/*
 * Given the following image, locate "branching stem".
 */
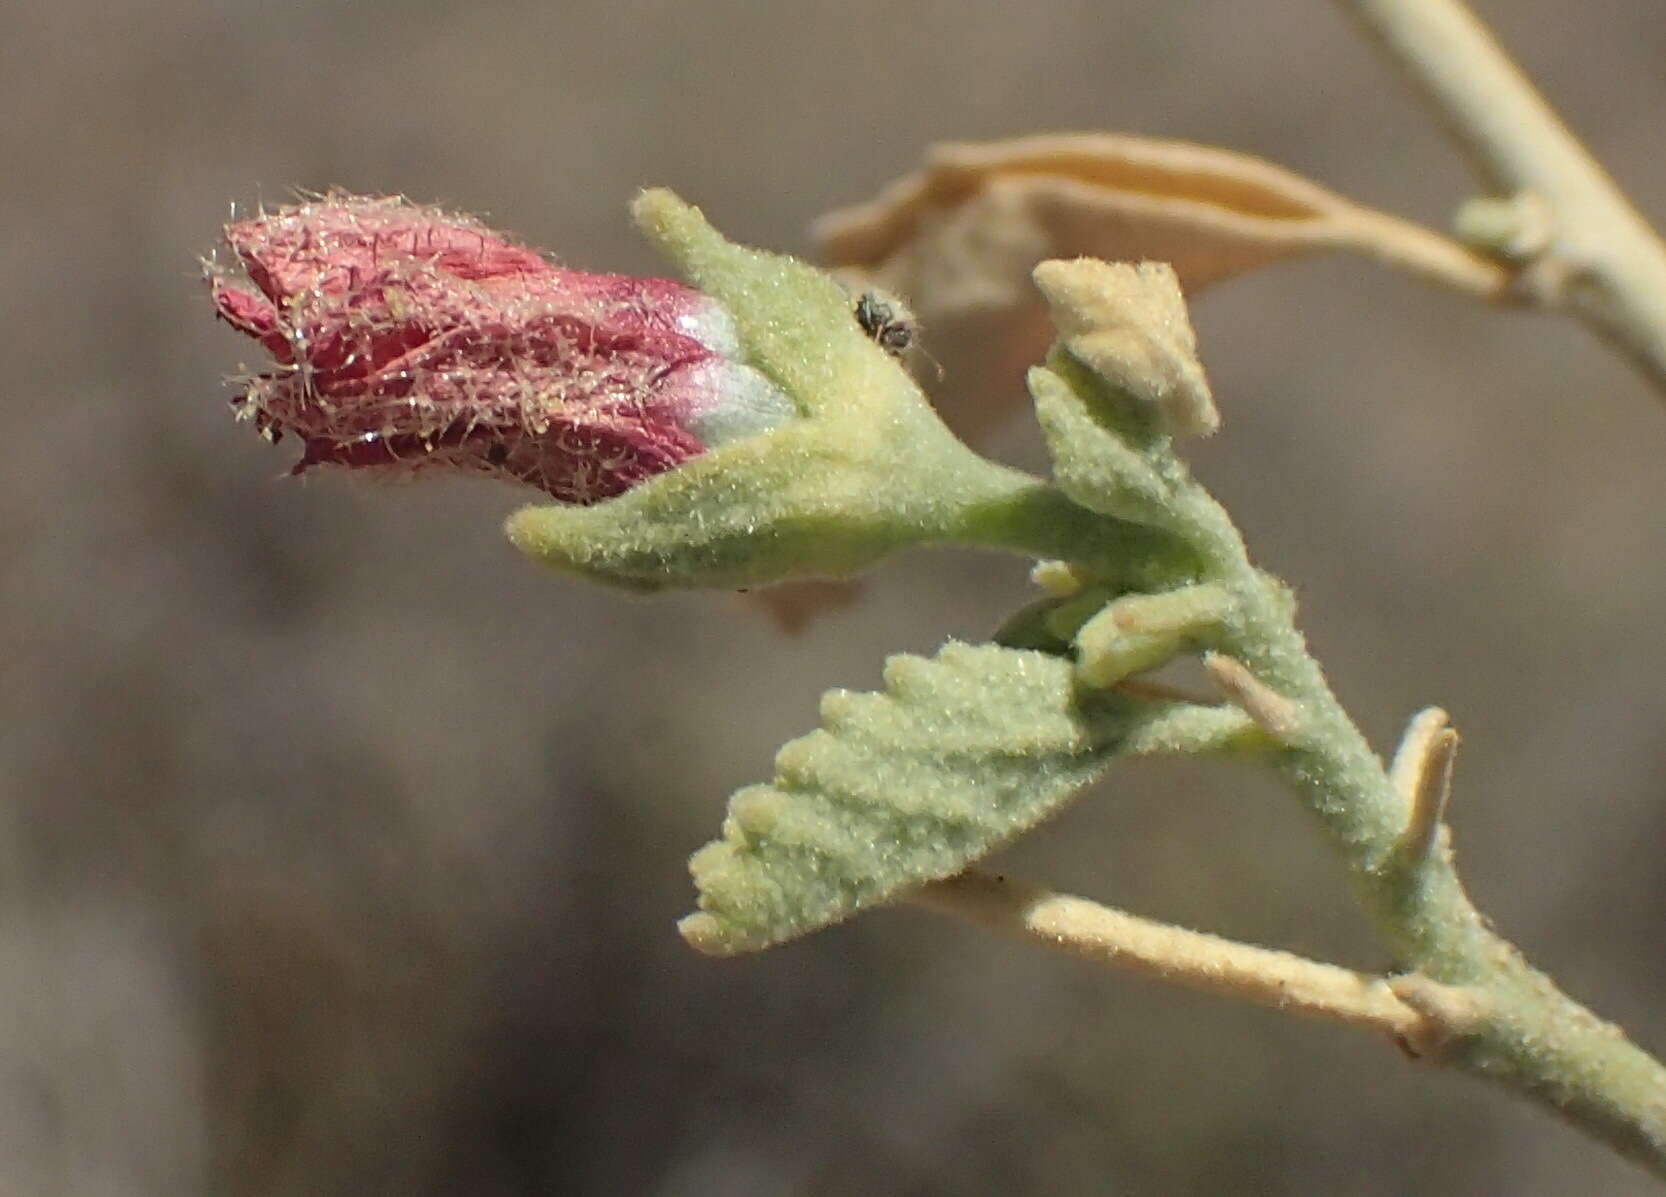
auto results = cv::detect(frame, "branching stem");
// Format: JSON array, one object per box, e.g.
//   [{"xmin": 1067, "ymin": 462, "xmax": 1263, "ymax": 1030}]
[
  {"xmin": 911, "ymin": 870, "xmax": 1477, "ymax": 1055},
  {"xmin": 960, "ymin": 401, "xmax": 1666, "ymax": 1175},
  {"xmin": 1337, "ymin": 0, "xmax": 1666, "ymax": 398},
  {"xmin": 1169, "ymin": 473, "xmax": 1666, "ymax": 1178}
]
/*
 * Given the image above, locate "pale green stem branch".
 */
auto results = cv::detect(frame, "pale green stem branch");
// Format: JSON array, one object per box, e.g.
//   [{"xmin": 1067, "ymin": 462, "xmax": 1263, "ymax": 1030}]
[
  {"xmin": 1337, "ymin": 0, "xmax": 1666, "ymax": 397},
  {"xmin": 975, "ymin": 409, "xmax": 1666, "ymax": 1170},
  {"xmin": 1168, "ymin": 475, "xmax": 1666, "ymax": 1178}
]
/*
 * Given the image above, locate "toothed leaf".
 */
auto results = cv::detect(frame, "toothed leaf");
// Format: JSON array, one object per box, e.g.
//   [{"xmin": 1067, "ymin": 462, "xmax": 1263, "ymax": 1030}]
[
  {"xmin": 680, "ymin": 640, "xmax": 1253, "ymax": 954},
  {"xmin": 680, "ymin": 643, "xmax": 1104, "ymax": 953}
]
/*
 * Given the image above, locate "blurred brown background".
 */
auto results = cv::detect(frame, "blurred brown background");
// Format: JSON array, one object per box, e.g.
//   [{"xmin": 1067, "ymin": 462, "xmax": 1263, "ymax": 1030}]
[{"xmin": 5, "ymin": 1, "xmax": 1666, "ymax": 1193}]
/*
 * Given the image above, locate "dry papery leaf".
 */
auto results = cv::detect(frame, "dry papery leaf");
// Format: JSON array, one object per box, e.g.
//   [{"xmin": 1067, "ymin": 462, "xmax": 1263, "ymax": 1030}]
[
  {"xmin": 816, "ymin": 133, "xmax": 1509, "ymax": 445},
  {"xmin": 767, "ymin": 135, "xmax": 1506, "ymax": 634}
]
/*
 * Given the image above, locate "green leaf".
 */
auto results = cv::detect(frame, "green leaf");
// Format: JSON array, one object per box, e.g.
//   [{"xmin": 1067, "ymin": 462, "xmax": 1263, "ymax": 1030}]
[{"xmin": 680, "ymin": 641, "xmax": 1255, "ymax": 954}]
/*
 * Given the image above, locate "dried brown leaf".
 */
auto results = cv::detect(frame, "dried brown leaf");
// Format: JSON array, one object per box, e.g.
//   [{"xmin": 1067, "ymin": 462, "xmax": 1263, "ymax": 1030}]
[{"xmin": 816, "ymin": 133, "xmax": 1508, "ymax": 443}]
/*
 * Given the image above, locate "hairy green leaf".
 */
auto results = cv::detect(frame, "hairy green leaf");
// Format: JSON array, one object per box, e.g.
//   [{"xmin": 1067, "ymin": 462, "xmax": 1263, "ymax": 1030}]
[{"xmin": 681, "ymin": 641, "xmax": 1255, "ymax": 954}]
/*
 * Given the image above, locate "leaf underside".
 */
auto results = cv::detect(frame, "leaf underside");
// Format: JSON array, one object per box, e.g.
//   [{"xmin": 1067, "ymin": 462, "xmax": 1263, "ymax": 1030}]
[{"xmin": 681, "ymin": 641, "xmax": 1125, "ymax": 954}]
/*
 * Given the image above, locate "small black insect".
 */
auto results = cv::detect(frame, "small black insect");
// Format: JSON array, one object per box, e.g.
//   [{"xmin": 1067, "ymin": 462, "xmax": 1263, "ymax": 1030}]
[{"xmin": 853, "ymin": 290, "xmax": 916, "ymax": 357}]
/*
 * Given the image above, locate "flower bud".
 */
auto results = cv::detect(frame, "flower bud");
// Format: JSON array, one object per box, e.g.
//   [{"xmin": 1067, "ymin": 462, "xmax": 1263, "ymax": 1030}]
[
  {"xmin": 1031, "ymin": 258, "xmax": 1218, "ymax": 437},
  {"xmin": 499, "ymin": 191, "xmax": 1182, "ymax": 594},
  {"xmin": 207, "ymin": 194, "xmax": 795, "ymax": 503}
]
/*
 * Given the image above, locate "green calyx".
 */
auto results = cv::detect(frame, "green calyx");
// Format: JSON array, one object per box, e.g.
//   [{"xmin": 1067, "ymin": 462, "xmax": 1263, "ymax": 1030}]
[{"xmin": 506, "ymin": 189, "xmax": 1117, "ymax": 591}]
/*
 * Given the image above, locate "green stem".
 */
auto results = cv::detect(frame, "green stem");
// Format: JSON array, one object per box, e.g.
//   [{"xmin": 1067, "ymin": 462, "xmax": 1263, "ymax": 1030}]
[
  {"xmin": 943, "ymin": 462, "xmax": 1199, "ymax": 588},
  {"xmin": 924, "ymin": 337, "xmax": 1666, "ymax": 1169},
  {"xmin": 1167, "ymin": 475, "xmax": 1666, "ymax": 1177}
]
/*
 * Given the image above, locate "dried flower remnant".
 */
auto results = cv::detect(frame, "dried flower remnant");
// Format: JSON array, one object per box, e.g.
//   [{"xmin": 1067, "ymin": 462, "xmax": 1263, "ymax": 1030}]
[{"xmin": 207, "ymin": 194, "xmax": 795, "ymax": 503}]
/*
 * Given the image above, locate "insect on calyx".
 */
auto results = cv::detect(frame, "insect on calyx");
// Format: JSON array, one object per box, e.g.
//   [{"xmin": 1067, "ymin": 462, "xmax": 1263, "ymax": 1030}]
[{"xmin": 853, "ymin": 290, "xmax": 916, "ymax": 357}]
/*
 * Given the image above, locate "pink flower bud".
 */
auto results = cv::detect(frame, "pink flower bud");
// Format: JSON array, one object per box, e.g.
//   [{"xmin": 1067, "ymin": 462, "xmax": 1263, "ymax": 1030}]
[{"xmin": 207, "ymin": 194, "xmax": 795, "ymax": 503}]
